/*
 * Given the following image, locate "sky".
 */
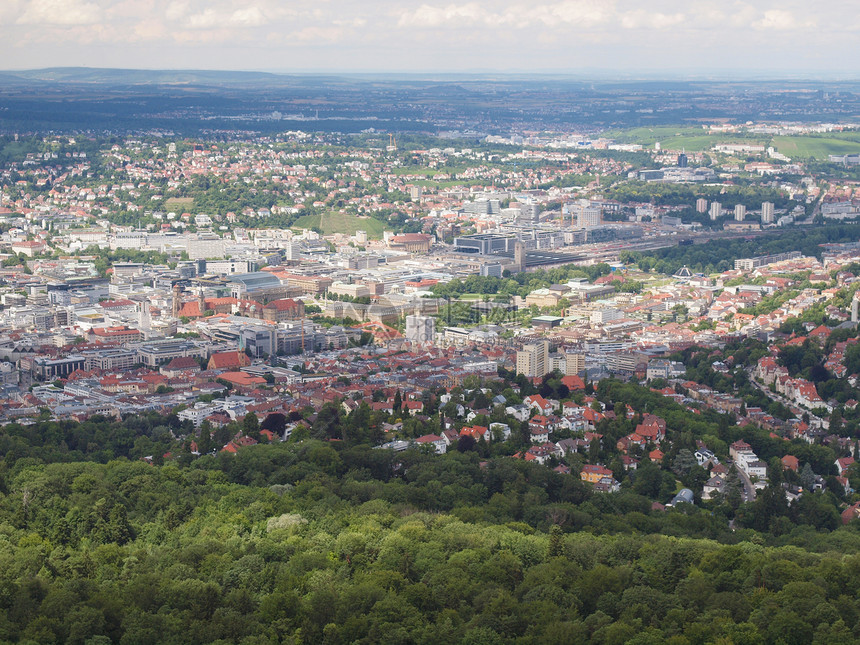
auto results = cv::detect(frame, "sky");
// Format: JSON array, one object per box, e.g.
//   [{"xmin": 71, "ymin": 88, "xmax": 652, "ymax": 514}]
[{"xmin": 0, "ymin": 0, "xmax": 857, "ymax": 75}]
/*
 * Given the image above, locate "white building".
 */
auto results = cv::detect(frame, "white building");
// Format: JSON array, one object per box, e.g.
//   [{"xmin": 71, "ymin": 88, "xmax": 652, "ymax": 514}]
[
  {"xmin": 709, "ymin": 202, "xmax": 722, "ymax": 221},
  {"xmin": 573, "ymin": 201, "xmax": 602, "ymax": 228},
  {"xmin": 178, "ymin": 403, "xmax": 219, "ymax": 427},
  {"xmin": 590, "ymin": 308, "xmax": 623, "ymax": 324}
]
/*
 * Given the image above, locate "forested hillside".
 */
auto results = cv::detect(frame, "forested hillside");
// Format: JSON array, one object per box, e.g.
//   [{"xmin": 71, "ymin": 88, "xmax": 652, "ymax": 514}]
[{"xmin": 0, "ymin": 434, "xmax": 858, "ymax": 644}]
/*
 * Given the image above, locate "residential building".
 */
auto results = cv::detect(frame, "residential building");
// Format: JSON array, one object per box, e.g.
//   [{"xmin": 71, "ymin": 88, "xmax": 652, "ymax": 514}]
[
  {"xmin": 709, "ymin": 202, "xmax": 721, "ymax": 221},
  {"xmin": 517, "ymin": 341, "xmax": 550, "ymax": 378}
]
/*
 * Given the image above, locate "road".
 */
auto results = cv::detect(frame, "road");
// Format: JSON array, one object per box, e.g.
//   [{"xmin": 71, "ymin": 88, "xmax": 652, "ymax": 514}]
[
  {"xmin": 745, "ymin": 367, "xmax": 828, "ymax": 429},
  {"xmin": 732, "ymin": 461, "xmax": 757, "ymax": 502}
]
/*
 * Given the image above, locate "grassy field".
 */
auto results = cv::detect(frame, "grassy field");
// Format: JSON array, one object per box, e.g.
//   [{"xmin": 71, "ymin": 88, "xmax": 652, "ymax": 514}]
[
  {"xmin": 292, "ymin": 212, "xmax": 386, "ymax": 238},
  {"xmin": 412, "ymin": 179, "xmax": 481, "ymax": 188},
  {"xmin": 604, "ymin": 125, "xmax": 860, "ymax": 159},
  {"xmin": 602, "ymin": 126, "xmax": 767, "ymax": 152},
  {"xmin": 163, "ymin": 197, "xmax": 194, "ymax": 211},
  {"xmin": 771, "ymin": 134, "xmax": 860, "ymax": 159},
  {"xmin": 601, "ymin": 125, "xmax": 707, "ymax": 142}
]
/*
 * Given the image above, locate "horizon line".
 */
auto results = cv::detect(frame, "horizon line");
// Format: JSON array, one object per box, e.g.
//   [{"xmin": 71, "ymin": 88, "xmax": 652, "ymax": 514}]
[{"xmin": 1, "ymin": 66, "xmax": 860, "ymax": 82}]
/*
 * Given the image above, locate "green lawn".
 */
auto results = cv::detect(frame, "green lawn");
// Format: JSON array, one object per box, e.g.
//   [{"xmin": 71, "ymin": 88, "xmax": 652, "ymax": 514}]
[
  {"xmin": 604, "ymin": 125, "xmax": 860, "ymax": 159},
  {"xmin": 164, "ymin": 197, "xmax": 194, "ymax": 210},
  {"xmin": 291, "ymin": 212, "xmax": 386, "ymax": 238},
  {"xmin": 601, "ymin": 126, "xmax": 769, "ymax": 153},
  {"xmin": 601, "ymin": 125, "xmax": 708, "ymax": 142},
  {"xmin": 771, "ymin": 134, "xmax": 860, "ymax": 159}
]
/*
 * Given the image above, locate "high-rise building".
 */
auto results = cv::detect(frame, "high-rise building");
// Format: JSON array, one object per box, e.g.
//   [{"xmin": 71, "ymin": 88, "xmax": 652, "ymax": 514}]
[
  {"xmin": 696, "ymin": 198, "xmax": 708, "ymax": 213},
  {"xmin": 709, "ymin": 202, "xmax": 722, "ymax": 221},
  {"xmin": 564, "ymin": 352, "xmax": 585, "ymax": 375},
  {"xmin": 574, "ymin": 201, "xmax": 602, "ymax": 228},
  {"xmin": 521, "ymin": 203, "xmax": 540, "ymax": 222},
  {"xmin": 677, "ymin": 153, "xmax": 688, "ymax": 168},
  {"xmin": 514, "ymin": 241, "xmax": 526, "ymax": 272},
  {"xmin": 516, "ymin": 341, "xmax": 550, "ymax": 378},
  {"xmin": 761, "ymin": 201, "xmax": 775, "ymax": 224},
  {"xmin": 410, "ymin": 185, "xmax": 423, "ymax": 202},
  {"xmin": 139, "ymin": 301, "xmax": 151, "ymax": 331},
  {"xmin": 734, "ymin": 204, "xmax": 746, "ymax": 222}
]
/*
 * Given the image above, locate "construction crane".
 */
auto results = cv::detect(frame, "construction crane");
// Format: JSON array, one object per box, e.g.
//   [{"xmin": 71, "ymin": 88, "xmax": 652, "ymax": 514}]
[{"xmin": 386, "ymin": 133, "xmax": 397, "ymax": 153}]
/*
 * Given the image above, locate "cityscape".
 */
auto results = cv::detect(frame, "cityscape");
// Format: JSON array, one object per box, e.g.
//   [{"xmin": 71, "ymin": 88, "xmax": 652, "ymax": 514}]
[{"xmin": 2, "ymin": 1, "xmax": 860, "ymax": 642}]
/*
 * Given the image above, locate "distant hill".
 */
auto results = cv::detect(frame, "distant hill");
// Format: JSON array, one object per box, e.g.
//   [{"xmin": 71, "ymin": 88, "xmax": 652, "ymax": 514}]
[{"xmin": 3, "ymin": 67, "xmax": 284, "ymax": 87}]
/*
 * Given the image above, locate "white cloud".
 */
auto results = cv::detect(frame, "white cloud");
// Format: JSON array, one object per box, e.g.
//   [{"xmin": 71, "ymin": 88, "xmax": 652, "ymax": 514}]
[
  {"xmin": 521, "ymin": 0, "xmax": 614, "ymax": 28},
  {"xmin": 619, "ymin": 10, "xmax": 685, "ymax": 29},
  {"xmin": 286, "ymin": 25, "xmax": 346, "ymax": 43},
  {"xmin": 165, "ymin": 1, "xmax": 189, "ymax": 21},
  {"xmin": 0, "ymin": 0, "xmax": 24, "ymax": 22},
  {"xmin": 230, "ymin": 7, "xmax": 267, "ymax": 27},
  {"xmin": 397, "ymin": 1, "xmax": 678, "ymax": 30},
  {"xmin": 165, "ymin": 1, "xmax": 300, "ymax": 30},
  {"xmin": 17, "ymin": 0, "xmax": 101, "ymax": 25},
  {"xmin": 752, "ymin": 9, "xmax": 813, "ymax": 30},
  {"xmin": 397, "ymin": 0, "xmax": 614, "ymax": 29},
  {"xmin": 398, "ymin": 3, "xmax": 486, "ymax": 28},
  {"xmin": 1, "ymin": 0, "xmax": 859, "ymax": 71}
]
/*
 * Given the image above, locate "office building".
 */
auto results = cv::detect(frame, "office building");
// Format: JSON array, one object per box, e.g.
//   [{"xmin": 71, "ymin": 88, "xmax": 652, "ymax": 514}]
[
  {"xmin": 33, "ymin": 355, "xmax": 85, "ymax": 380},
  {"xmin": 454, "ymin": 233, "xmax": 516, "ymax": 255},
  {"xmin": 574, "ymin": 201, "xmax": 602, "ymax": 228},
  {"xmin": 524, "ymin": 203, "xmax": 540, "ymax": 221},
  {"xmin": 240, "ymin": 326, "xmax": 277, "ymax": 358}
]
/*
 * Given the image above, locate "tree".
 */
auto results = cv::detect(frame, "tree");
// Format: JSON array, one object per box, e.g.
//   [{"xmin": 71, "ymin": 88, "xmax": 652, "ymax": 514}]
[
  {"xmin": 107, "ymin": 503, "xmax": 133, "ymax": 545},
  {"xmin": 672, "ymin": 449, "xmax": 697, "ymax": 477},
  {"xmin": 457, "ymin": 435, "xmax": 476, "ymax": 452},
  {"xmin": 261, "ymin": 413, "xmax": 287, "ymax": 436},
  {"xmin": 547, "ymin": 524, "xmax": 565, "ymax": 559},
  {"xmin": 800, "ymin": 463, "xmax": 816, "ymax": 491},
  {"xmin": 313, "ymin": 402, "xmax": 343, "ymax": 440},
  {"xmin": 243, "ymin": 412, "xmax": 260, "ymax": 440}
]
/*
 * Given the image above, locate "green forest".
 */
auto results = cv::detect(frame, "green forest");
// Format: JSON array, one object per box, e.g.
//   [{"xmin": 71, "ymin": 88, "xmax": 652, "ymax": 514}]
[
  {"xmin": 2, "ymin": 439, "xmax": 860, "ymax": 645},
  {"xmin": 1, "ymin": 373, "xmax": 860, "ymax": 643}
]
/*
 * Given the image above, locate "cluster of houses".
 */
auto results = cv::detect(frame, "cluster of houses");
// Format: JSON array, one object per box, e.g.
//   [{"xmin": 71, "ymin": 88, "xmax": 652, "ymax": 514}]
[{"xmin": 756, "ymin": 353, "xmax": 831, "ymax": 412}]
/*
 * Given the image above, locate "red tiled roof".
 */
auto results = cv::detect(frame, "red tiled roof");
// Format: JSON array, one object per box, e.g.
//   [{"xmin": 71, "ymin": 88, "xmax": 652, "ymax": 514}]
[{"xmin": 264, "ymin": 298, "xmax": 302, "ymax": 311}]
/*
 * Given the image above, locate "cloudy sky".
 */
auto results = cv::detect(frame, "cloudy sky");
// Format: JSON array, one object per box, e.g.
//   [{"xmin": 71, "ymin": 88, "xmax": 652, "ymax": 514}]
[{"xmin": 0, "ymin": 0, "xmax": 856, "ymax": 75}]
